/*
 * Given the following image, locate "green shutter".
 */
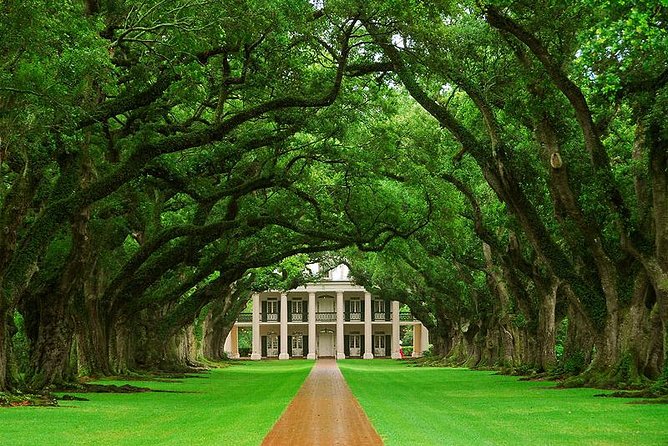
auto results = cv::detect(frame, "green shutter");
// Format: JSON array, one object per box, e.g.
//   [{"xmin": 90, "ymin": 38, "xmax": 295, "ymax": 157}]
[
  {"xmin": 303, "ymin": 336, "xmax": 309, "ymax": 355},
  {"xmin": 361, "ymin": 335, "xmax": 365, "ymax": 353},
  {"xmin": 344, "ymin": 300, "xmax": 350, "ymax": 322},
  {"xmin": 303, "ymin": 301, "xmax": 308, "ymax": 322},
  {"xmin": 261, "ymin": 336, "xmax": 267, "ymax": 357},
  {"xmin": 288, "ymin": 336, "xmax": 293, "ymax": 356},
  {"xmin": 385, "ymin": 300, "xmax": 390, "ymax": 321},
  {"xmin": 361, "ymin": 300, "xmax": 365, "ymax": 322},
  {"xmin": 386, "ymin": 335, "xmax": 392, "ymax": 357},
  {"xmin": 261, "ymin": 301, "xmax": 267, "ymax": 322}
]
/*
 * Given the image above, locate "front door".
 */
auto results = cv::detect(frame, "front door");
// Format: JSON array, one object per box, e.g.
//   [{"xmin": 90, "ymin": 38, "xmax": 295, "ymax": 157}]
[{"xmin": 318, "ymin": 332, "xmax": 334, "ymax": 357}]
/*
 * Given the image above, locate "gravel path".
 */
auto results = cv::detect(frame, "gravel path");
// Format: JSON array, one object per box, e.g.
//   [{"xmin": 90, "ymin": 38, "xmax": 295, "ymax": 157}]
[{"xmin": 261, "ymin": 359, "xmax": 383, "ymax": 446}]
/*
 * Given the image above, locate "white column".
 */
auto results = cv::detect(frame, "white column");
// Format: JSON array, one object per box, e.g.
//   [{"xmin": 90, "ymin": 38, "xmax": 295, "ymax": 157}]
[
  {"xmin": 391, "ymin": 301, "xmax": 401, "ymax": 359},
  {"xmin": 307, "ymin": 292, "xmax": 317, "ymax": 359},
  {"xmin": 363, "ymin": 291, "xmax": 373, "ymax": 359},
  {"xmin": 279, "ymin": 292, "xmax": 289, "ymax": 359},
  {"xmin": 250, "ymin": 293, "xmax": 261, "ymax": 360},
  {"xmin": 230, "ymin": 325, "xmax": 239, "ymax": 359},
  {"xmin": 412, "ymin": 323, "xmax": 422, "ymax": 358},
  {"xmin": 421, "ymin": 324, "xmax": 430, "ymax": 356},
  {"xmin": 336, "ymin": 291, "xmax": 345, "ymax": 359}
]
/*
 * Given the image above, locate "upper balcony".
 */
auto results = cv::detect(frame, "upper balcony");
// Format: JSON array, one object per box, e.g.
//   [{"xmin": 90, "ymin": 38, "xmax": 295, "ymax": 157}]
[{"xmin": 236, "ymin": 295, "xmax": 417, "ymax": 324}]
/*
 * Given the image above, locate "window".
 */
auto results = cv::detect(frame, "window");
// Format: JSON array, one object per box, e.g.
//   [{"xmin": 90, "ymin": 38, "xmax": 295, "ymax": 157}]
[
  {"xmin": 349, "ymin": 299, "xmax": 361, "ymax": 313},
  {"xmin": 268, "ymin": 335, "xmax": 279, "ymax": 349},
  {"xmin": 350, "ymin": 334, "xmax": 360, "ymax": 349},
  {"xmin": 373, "ymin": 300, "xmax": 385, "ymax": 313},
  {"xmin": 374, "ymin": 335, "xmax": 385, "ymax": 349},
  {"xmin": 291, "ymin": 300, "xmax": 302, "ymax": 313},
  {"xmin": 292, "ymin": 335, "xmax": 303, "ymax": 350},
  {"xmin": 266, "ymin": 299, "xmax": 278, "ymax": 321}
]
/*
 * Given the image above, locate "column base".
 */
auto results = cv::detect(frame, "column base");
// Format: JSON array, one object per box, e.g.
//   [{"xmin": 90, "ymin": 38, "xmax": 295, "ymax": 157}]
[
  {"xmin": 306, "ymin": 353, "xmax": 317, "ymax": 360},
  {"xmin": 412, "ymin": 351, "xmax": 421, "ymax": 358},
  {"xmin": 363, "ymin": 352, "xmax": 374, "ymax": 359},
  {"xmin": 250, "ymin": 353, "xmax": 262, "ymax": 360},
  {"xmin": 336, "ymin": 352, "xmax": 346, "ymax": 360},
  {"xmin": 278, "ymin": 353, "xmax": 290, "ymax": 360},
  {"xmin": 391, "ymin": 352, "xmax": 402, "ymax": 359},
  {"xmin": 230, "ymin": 353, "xmax": 240, "ymax": 359}
]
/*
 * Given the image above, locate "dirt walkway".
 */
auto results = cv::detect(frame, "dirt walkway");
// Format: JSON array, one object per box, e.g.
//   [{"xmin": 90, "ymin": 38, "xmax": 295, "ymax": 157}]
[{"xmin": 261, "ymin": 359, "xmax": 383, "ymax": 446}]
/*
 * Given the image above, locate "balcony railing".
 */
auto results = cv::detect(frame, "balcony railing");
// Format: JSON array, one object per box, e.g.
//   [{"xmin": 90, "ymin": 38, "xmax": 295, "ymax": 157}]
[
  {"xmin": 316, "ymin": 312, "xmax": 336, "ymax": 322},
  {"xmin": 290, "ymin": 313, "xmax": 305, "ymax": 322},
  {"xmin": 264, "ymin": 312, "xmax": 279, "ymax": 322},
  {"xmin": 240, "ymin": 310, "xmax": 416, "ymax": 323}
]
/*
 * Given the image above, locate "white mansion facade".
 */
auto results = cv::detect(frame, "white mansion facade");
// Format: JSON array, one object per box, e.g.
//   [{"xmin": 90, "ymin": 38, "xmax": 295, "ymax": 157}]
[{"xmin": 224, "ymin": 265, "xmax": 429, "ymax": 360}]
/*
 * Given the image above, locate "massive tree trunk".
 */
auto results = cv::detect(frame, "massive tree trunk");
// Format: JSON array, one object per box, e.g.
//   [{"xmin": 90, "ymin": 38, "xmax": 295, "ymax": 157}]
[
  {"xmin": 563, "ymin": 295, "xmax": 595, "ymax": 375},
  {"xmin": 536, "ymin": 279, "xmax": 558, "ymax": 371},
  {"xmin": 107, "ymin": 315, "xmax": 133, "ymax": 375},
  {"xmin": 74, "ymin": 298, "xmax": 111, "ymax": 377},
  {"xmin": 201, "ymin": 300, "xmax": 234, "ymax": 361},
  {"xmin": 0, "ymin": 306, "xmax": 11, "ymax": 391},
  {"xmin": 27, "ymin": 295, "xmax": 75, "ymax": 390},
  {"xmin": 164, "ymin": 326, "xmax": 198, "ymax": 369}
]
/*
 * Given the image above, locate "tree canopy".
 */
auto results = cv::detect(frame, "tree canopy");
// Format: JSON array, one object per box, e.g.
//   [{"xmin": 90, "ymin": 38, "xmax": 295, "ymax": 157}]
[{"xmin": 0, "ymin": 0, "xmax": 666, "ymax": 394}]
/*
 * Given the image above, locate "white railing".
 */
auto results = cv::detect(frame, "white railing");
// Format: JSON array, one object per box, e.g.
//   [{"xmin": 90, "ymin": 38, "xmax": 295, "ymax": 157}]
[{"xmin": 316, "ymin": 312, "xmax": 336, "ymax": 322}]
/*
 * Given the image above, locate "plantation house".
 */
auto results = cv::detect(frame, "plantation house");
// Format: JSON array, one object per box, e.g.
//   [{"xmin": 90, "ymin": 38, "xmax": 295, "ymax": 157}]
[{"xmin": 225, "ymin": 265, "xmax": 429, "ymax": 359}]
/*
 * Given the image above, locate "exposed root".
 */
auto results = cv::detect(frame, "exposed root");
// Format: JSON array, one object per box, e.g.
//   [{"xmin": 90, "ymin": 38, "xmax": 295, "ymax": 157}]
[{"xmin": 0, "ymin": 393, "xmax": 58, "ymax": 407}]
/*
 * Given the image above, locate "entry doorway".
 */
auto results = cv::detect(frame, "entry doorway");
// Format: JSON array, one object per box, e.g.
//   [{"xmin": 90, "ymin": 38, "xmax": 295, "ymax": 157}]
[{"xmin": 318, "ymin": 332, "xmax": 335, "ymax": 357}]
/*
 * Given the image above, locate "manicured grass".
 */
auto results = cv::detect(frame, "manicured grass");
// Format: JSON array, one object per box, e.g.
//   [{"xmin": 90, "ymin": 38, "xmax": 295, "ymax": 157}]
[
  {"xmin": 339, "ymin": 360, "xmax": 668, "ymax": 446},
  {"xmin": 0, "ymin": 360, "xmax": 313, "ymax": 446}
]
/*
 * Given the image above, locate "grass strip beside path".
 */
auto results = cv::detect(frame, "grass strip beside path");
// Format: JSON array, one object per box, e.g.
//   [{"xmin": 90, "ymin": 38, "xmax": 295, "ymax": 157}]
[
  {"xmin": 0, "ymin": 360, "xmax": 313, "ymax": 446},
  {"xmin": 339, "ymin": 360, "xmax": 668, "ymax": 446}
]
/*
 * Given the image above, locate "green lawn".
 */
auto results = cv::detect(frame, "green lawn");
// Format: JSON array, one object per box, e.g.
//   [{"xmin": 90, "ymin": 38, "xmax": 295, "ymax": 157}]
[
  {"xmin": 0, "ymin": 360, "xmax": 313, "ymax": 446},
  {"xmin": 339, "ymin": 360, "xmax": 668, "ymax": 446}
]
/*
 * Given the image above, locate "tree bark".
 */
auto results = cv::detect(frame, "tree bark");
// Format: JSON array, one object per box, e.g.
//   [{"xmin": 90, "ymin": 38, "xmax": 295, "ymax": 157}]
[
  {"xmin": 0, "ymin": 306, "xmax": 11, "ymax": 391},
  {"xmin": 27, "ymin": 296, "xmax": 75, "ymax": 390},
  {"xmin": 74, "ymin": 298, "xmax": 111, "ymax": 377}
]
